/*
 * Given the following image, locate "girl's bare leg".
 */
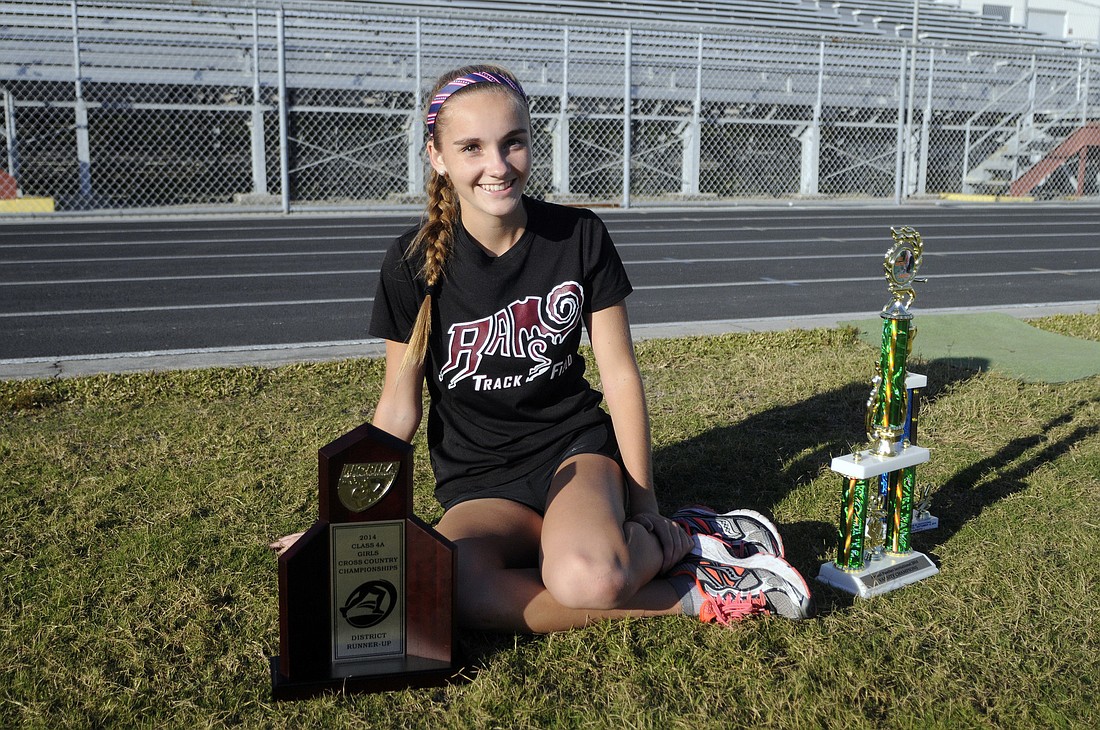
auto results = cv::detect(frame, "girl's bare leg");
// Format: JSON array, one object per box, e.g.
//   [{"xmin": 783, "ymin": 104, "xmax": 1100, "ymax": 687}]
[{"xmin": 434, "ymin": 454, "xmax": 686, "ymax": 634}]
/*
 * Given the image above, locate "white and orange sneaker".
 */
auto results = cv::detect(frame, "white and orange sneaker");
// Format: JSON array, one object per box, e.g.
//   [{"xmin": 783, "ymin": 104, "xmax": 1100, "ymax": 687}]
[
  {"xmin": 669, "ymin": 534, "xmax": 814, "ymax": 623},
  {"xmin": 672, "ymin": 505, "xmax": 785, "ymax": 559}
]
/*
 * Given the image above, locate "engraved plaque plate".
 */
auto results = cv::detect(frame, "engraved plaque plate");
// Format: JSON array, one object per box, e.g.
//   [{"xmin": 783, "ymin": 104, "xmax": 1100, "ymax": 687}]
[
  {"xmin": 817, "ymin": 551, "xmax": 939, "ymax": 598},
  {"xmin": 331, "ymin": 521, "xmax": 405, "ymax": 662},
  {"xmin": 859, "ymin": 553, "xmax": 936, "ymax": 589}
]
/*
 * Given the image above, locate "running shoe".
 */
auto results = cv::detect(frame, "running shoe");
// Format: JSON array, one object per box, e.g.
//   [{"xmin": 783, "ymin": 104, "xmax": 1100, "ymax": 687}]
[
  {"xmin": 671, "ymin": 535, "xmax": 815, "ymax": 622},
  {"xmin": 671, "ymin": 505, "xmax": 785, "ymax": 558}
]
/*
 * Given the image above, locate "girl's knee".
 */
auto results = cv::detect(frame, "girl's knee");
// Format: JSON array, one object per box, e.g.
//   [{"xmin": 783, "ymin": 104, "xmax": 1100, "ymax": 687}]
[{"xmin": 542, "ymin": 552, "xmax": 631, "ymax": 610}]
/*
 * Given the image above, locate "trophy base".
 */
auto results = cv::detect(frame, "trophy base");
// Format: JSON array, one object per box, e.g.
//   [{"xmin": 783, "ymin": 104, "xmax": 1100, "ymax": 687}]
[
  {"xmin": 270, "ymin": 655, "xmax": 457, "ymax": 701},
  {"xmin": 817, "ymin": 551, "xmax": 938, "ymax": 598},
  {"xmin": 910, "ymin": 513, "xmax": 939, "ymax": 533}
]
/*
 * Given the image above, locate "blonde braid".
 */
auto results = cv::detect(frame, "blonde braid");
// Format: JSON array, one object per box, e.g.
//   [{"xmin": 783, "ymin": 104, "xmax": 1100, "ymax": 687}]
[
  {"xmin": 399, "ymin": 63, "xmax": 526, "ymax": 375},
  {"xmin": 400, "ymin": 169, "xmax": 458, "ymax": 374}
]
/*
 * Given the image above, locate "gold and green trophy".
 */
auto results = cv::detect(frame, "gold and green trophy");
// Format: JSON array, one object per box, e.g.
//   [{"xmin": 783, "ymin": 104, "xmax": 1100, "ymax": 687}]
[{"xmin": 817, "ymin": 227, "xmax": 939, "ymax": 597}]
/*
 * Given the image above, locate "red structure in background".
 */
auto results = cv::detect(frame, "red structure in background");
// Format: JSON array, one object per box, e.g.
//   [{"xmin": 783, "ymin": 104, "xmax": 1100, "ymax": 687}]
[
  {"xmin": 1011, "ymin": 123, "xmax": 1100, "ymax": 198},
  {"xmin": 0, "ymin": 171, "xmax": 17, "ymax": 199}
]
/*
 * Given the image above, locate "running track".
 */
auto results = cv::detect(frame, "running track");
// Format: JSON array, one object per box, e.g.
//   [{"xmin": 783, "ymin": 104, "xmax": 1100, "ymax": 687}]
[{"xmin": 1, "ymin": 202, "xmax": 1098, "ymax": 377}]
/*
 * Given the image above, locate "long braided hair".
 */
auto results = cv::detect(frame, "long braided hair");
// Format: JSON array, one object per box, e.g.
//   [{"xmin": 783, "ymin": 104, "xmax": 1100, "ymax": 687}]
[{"xmin": 399, "ymin": 64, "xmax": 529, "ymax": 373}]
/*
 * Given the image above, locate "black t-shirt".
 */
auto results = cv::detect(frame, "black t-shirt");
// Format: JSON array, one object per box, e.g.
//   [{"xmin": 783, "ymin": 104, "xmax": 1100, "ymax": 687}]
[{"xmin": 370, "ymin": 196, "xmax": 633, "ymax": 499}]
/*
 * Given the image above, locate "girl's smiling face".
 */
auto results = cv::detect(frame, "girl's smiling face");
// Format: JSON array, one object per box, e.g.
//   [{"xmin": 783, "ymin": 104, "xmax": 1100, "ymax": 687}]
[{"xmin": 427, "ymin": 88, "xmax": 531, "ymax": 239}]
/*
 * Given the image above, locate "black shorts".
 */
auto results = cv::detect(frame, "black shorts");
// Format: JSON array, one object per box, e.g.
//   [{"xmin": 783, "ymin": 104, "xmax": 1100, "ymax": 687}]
[{"xmin": 438, "ymin": 422, "xmax": 622, "ymax": 515}]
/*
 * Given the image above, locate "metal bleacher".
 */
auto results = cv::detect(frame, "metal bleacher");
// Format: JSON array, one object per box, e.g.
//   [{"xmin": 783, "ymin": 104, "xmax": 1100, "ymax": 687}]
[
  {"xmin": 360, "ymin": 0, "xmax": 1078, "ymax": 47},
  {"xmin": 1, "ymin": 0, "xmax": 1096, "ymax": 207},
  {"xmin": 3, "ymin": 0, "xmax": 1086, "ymax": 100}
]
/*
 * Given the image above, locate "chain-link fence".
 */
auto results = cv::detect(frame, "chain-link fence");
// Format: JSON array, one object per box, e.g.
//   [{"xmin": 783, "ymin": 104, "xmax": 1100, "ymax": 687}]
[{"xmin": 2, "ymin": 0, "xmax": 1098, "ymax": 214}]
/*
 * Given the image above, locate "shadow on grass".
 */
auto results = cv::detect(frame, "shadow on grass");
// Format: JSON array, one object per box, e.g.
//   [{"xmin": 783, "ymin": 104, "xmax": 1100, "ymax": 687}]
[
  {"xmin": 926, "ymin": 399, "xmax": 1100, "ymax": 551},
  {"xmin": 650, "ymin": 358, "xmax": 981, "ymax": 612},
  {"xmin": 653, "ymin": 356, "xmax": 1098, "ymax": 613}
]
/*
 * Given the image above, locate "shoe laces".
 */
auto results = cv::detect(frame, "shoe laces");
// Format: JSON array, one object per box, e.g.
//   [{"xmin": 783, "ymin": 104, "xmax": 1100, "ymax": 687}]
[{"xmin": 698, "ymin": 590, "xmax": 768, "ymax": 625}]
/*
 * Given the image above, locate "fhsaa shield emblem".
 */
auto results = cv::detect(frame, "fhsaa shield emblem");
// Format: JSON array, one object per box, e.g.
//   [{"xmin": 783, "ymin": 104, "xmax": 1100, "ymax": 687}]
[{"xmin": 337, "ymin": 461, "xmax": 399, "ymax": 513}]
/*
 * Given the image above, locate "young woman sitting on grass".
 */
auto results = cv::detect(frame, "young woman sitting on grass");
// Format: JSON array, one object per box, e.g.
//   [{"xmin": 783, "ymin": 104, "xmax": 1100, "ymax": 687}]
[{"xmin": 271, "ymin": 64, "xmax": 814, "ymax": 631}]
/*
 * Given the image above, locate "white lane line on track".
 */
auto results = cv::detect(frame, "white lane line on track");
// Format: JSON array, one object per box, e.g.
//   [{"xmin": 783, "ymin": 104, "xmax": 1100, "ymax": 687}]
[
  {"xmin": 0, "ymin": 234, "xmax": 385, "ymax": 250},
  {"xmin": 0, "ymin": 270, "xmax": 374, "ymax": 286},
  {"xmin": 4, "ymin": 222, "xmax": 1098, "ymax": 250},
  {"xmin": 4, "ymin": 268, "xmax": 1099, "ymax": 317},
  {"xmin": 633, "ymin": 268, "xmax": 1100, "ymax": 290},
  {"xmin": 0, "ymin": 297, "xmax": 374, "ymax": 318},
  {"xmin": 4, "ymin": 244, "xmax": 1098, "ymax": 269},
  {"xmin": 0, "ymin": 250, "xmax": 381, "ymax": 265},
  {"xmin": 0, "ymin": 339, "xmax": 383, "ymax": 365}
]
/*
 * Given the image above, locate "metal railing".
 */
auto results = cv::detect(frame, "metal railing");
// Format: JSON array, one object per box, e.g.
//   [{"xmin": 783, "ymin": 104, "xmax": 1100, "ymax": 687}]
[{"xmin": 1, "ymin": 0, "xmax": 1097, "ymax": 214}]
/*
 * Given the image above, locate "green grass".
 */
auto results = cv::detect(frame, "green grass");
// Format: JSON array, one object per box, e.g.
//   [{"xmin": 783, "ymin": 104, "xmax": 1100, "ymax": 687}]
[{"xmin": 2, "ymin": 316, "xmax": 1098, "ymax": 729}]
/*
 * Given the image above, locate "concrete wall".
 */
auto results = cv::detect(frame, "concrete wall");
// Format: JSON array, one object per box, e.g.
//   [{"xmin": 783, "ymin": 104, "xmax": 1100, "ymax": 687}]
[{"xmin": 952, "ymin": 0, "xmax": 1100, "ymax": 45}]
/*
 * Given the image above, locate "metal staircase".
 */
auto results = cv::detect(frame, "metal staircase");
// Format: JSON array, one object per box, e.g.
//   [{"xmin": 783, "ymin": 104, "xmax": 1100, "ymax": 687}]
[
  {"xmin": 1009, "ymin": 122, "xmax": 1100, "ymax": 197},
  {"xmin": 962, "ymin": 68, "xmax": 1091, "ymax": 197}
]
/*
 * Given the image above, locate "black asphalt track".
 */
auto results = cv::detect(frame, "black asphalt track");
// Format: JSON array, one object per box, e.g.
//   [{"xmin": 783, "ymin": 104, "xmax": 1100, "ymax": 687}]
[{"xmin": 1, "ymin": 201, "xmax": 1098, "ymax": 376}]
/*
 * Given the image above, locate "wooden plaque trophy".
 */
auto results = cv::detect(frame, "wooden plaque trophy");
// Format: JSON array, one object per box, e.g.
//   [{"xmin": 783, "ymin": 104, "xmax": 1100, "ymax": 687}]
[{"xmin": 271, "ymin": 423, "xmax": 457, "ymax": 700}]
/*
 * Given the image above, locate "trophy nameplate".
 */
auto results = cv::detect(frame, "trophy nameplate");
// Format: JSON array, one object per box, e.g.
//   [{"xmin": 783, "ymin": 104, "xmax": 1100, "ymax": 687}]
[
  {"xmin": 331, "ymin": 521, "xmax": 404, "ymax": 662},
  {"xmin": 271, "ymin": 423, "xmax": 457, "ymax": 699},
  {"xmin": 818, "ymin": 551, "xmax": 939, "ymax": 599}
]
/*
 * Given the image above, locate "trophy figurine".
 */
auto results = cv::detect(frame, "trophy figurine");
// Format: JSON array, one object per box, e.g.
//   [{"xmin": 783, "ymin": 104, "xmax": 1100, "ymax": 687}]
[
  {"xmin": 817, "ymin": 228, "xmax": 939, "ymax": 597},
  {"xmin": 865, "ymin": 491, "xmax": 887, "ymax": 562},
  {"xmin": 911, "ymin": 481, "xmax": 940, "ymax": 532}
]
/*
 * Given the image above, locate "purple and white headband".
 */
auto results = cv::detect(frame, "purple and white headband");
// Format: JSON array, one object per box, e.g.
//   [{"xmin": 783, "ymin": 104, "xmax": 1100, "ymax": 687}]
[{"xmin": 425, "ymin": 71, "xmax": 527, "ymax": 139}]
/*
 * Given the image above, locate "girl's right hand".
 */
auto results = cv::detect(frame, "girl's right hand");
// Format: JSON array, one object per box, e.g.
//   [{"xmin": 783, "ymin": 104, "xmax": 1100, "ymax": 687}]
[
  {"xmin": 630, "ymin": 512, "xmax": 692, "ymax": 574},
  {"xmin": 268, "ymin": 531, "xmax": 304, "ymax": 556}
]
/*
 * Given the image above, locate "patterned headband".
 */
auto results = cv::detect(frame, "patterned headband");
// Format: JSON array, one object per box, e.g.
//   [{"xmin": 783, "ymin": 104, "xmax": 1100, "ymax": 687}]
[{"xmin": 426, "ymin": 71, "xmax": 527, "ymax": 139}]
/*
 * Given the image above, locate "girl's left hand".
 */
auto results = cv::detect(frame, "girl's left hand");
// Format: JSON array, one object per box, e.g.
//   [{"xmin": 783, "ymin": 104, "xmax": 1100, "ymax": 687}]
[{"xmin": 630, "ymin": 512, "xmax": 692, "ymax": 574}]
